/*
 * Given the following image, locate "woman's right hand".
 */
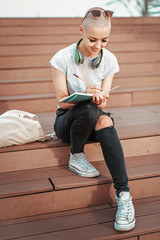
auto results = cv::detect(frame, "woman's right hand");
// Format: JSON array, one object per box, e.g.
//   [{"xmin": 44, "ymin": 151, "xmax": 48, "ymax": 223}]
[{"xmin": 85, "ymin": 85, "xmax": 101, "ymax": 94}]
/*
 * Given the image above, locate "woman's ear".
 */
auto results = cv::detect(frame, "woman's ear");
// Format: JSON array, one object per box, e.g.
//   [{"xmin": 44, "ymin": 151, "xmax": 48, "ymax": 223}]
[{"xmin": 79, "ymin": 25, "xmax": 83, "ymax": 35}]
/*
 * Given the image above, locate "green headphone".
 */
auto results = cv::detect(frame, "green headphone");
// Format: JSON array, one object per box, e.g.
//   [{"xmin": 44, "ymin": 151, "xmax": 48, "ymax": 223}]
[{"xmin": 75, "ymin": 39, "xmax": 103, "ymax": 69}]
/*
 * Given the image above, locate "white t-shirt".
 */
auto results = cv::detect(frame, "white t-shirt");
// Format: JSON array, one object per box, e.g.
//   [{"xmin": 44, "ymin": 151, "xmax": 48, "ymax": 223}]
[{"xmin": 50, "ymin": 43, "xmax": 119, "ymax": 95}]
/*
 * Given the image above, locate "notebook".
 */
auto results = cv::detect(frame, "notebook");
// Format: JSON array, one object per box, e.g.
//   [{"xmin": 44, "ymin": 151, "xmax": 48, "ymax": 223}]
[
  {"xmin": 59, "ymin": 86, "xmax": 119, "ymax": 104},
  {"xmin": 60, "ymin": 92, "xmax": 93, "ymax": 104}
]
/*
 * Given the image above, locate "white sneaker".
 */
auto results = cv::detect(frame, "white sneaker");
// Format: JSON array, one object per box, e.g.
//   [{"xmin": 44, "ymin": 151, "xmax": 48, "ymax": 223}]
[
  {"xmin": 114, "ymin": 191, "xmax": 136, "ymax": 231},
  {"xmin": 69, "ymin": 153, "xmax": 99, "ymax": 178}
]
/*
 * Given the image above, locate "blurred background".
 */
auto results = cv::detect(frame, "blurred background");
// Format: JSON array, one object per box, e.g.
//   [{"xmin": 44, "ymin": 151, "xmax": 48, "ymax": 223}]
[{"xmin": 0, "ymin": 0, "xmax": 160, "ymax": 18}]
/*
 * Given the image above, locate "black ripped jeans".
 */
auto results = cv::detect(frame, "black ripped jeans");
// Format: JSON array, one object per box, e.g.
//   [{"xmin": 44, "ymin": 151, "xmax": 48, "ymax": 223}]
[{"xmin": 54, "ymin": 101, "xmax": 129, "ymax": 195}]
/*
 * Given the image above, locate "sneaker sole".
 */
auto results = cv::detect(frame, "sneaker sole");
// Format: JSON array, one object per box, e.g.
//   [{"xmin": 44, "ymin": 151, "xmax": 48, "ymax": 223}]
[
  {"xmin": 69, "ymin": 165, "xmax": 99, "ymax": 178},
  {"xmin": 114, "ymin": 219, "xmax": 136, "ymax": 231}
]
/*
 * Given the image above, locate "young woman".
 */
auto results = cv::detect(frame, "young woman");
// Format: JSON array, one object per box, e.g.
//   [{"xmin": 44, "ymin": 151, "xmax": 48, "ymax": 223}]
[{"xmin": 50, "ymin": 7, "xmax": 135, "ymax": 232}]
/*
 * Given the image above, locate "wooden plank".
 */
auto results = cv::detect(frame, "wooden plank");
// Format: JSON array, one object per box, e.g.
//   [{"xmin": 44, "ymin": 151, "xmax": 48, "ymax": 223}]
[
  {"xmin": 123, "ymin": 238, "xmax": 138, "ymax": 240},
  {"xmin": 0, "ymin": 17, "xmax": 160, "ymax": 26},
  {"xmin": 0, "ymin": 33, "xmax": 160, "ymax": 45},
  {"xmin": 129, "ymin": 177, "xmax": 160, "ymax": 200},
  {"xmin": 0, "ymin": 43, "xmax": 160, "ymax": 57},
  {"xmin": 0, "ymin": 55, "xmax": 51, "ymax": 68},
  {"xmin": 0, "ymin": 24, "xmax": 159, "ymax": 36},
  {"xmin": 114, "ymin": 75, "xmax": 160, "ymax": 88},
  {"xmin": 0, "ymin": 175, "xmax": 160, "ymax": 220},
  {"xmin": 115, "ymin": 51, "xmax": 160, "ymax": 63},
  {"xmin": 0, "ymin": 68, "xmax": 51, "ymax": 81},
  {"xmin": 0, "ymin": 81, "xmax": 54, "ymax": 96},
  {"xmin": 0, "ymin": 62, "xmax": 159, "ymax": 80},
  {"xmin": 1, "ymin": 88, "xmax": 160, "ymax": 113},
  {"xmin": 0, "ymin": 205, "xmax": 116, "ymax": 240},
  {"xmin": 1, "ymin": 74, "xmax": 160, "ymax": 89},
  {"xmin": 0, "ymin": 135, "xmax": 159, "ymax": 172},
  {"xmin": 0, "ymin": 44, "xmax": 65, "ymax": 56},
  {"xmin": 0, "ymin": 26, "xmax": 80, "ymax": 36},
  {"xmin": 106, "ymin": 92, "xmax": 133, "ymax": 107},
  {"xmin": 140, "ymin": 232, "xmax": 160, "ymax": 240},
  {"xmin": 122, "ymin": 238, "xmax": 138, "ymax": 240},
  {"xmin": 1, "ymin": 153, "xmax": 159, "ymax": 185},
  {"xmin": 50, "ymin": 155, "xmax": 160, "ymax": 190},
  {"xmin": 0, "ymin": 178, "xmax": 53, "ymax": 198},
  {"xmin": 0, "ymin": 165, "xmax": 75, "ymax": 185},
  {"xmin": 1, "ymin": 87, "xmax": 160, "ymax": 99},
  {"xmin": 1, "ymin": 212, "xmax": 159, "ymax": 240},
  {"xmin": 0, "ymin": 96, "xmax": 58, "ymax": 114},
  {"xmin": 119, "ymin": 62, "xmax": 160, "ymax": 74},
  {"xmin": 0, "ymin": 196, "xmax": 159, "ymax": 227},
  {"xmin": 121, "ymin": 136, "xmax": 160, "ymax": 157},
  {"xmin": 0, "ymin": 34, "xmax": 80, "ymax": 45},
  {"xmin": 1, "ymin": 103, "xmax": 160, "ymax": 142},
  {"xmin": 133, "ymin": 90, "xmax": 160, "ymax": 105},
  {"xmin": 0, "ymin": 137, "xmax": 159, "ymax": 173},
  {"xmin": 107, "ymin": 39, "xmax": 160, "ymax": 51},
  {"xmin": 0, "ymin": 195, "xmax": 160, "ymax": 239},
  {"xmin": 0, "ymin": 204, "xmax": 111, "ymax": 227},
  {"xmin": 0, "ymin": 166, "xmax": 160, "ymax": 218},
  {"xmin": 112, "ymin": 24, "xmax": 160, "ymax": 32},
  {"xmin": 0, "ymin": 18, "xmax": 82, "ymax": 26},
  {"xmin": 0, "ymin": 184, "xmax": 115, "ymax": 220},
  {"xmin": 0, "ymin": 50, "xmax": 159, "ymax": 69}
]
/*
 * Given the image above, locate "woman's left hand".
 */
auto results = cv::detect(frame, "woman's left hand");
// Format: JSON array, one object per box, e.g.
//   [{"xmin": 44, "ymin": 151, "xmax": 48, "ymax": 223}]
[
  {"xmin": 92, "ymin": 91, "xmax": 108, "ymax": 105},
  {"xmin": 85, "ymin": 85, "xmax": 108, "ymax": 106}
]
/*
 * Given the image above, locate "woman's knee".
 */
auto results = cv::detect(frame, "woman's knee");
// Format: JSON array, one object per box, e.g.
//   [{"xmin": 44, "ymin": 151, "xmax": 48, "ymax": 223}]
[
  {"xmin": 95, "ymin": 115, "xmax": 113, "ymax": 130},
  {"xmin": 78, "ymin": 101, "xmax": 99, "ymax": 120}
]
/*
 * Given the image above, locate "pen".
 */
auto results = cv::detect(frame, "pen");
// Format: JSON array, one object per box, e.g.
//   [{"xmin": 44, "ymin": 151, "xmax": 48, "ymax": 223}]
[
  {"xmin": 73, "ymin": 74, "xmax": 119, "ymax": 93},
  {"xmin": 105, "ymin": 86, "xmax": 119, "ymax": 93},
  {"xmin": 73, "ymin": 74, "xmax": 102, "ymax": 91}
]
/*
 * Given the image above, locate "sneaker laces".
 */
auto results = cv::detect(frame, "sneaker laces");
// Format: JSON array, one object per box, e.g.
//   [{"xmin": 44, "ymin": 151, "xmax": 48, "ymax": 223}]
[
  {"xmin": 73, "ymin": 153, "xmax": 95, "ymax": 170},
  {"xmin": 116, "ymin": 196, "xmax": 133, "ymax": 222}
]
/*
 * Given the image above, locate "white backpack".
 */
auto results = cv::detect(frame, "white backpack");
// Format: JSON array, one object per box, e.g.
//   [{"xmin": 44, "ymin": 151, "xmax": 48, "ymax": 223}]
[{"xmin": 0, "ymin": 110, "xmax": 55, "ymax": 148}]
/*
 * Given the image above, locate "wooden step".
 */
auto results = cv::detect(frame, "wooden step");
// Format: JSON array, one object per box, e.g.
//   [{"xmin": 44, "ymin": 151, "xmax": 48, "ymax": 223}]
[
  {"xmin": 0, "ymin": 62, "xmax": 159, "ymax": 81},
  {"xmin": 0, "ymin": 23, "xmax": 160, "ymax": 37},
  {"xmin": 0, "ymin": 93, "xmax": 58, "ymax": 113},
  {"xmin": 0, "ymin": 105, "xmax": 159, "ymax": 173},
  {"xmin": 0, "ymin": 73, "xmax": 160, "ymax": 97},
  {"xmin": 0, "ymin": 178, "xmax": 53, "ymax": 199},
  {"xmin": 0, "ymin": 196, "xmax": 160, "ymax": 240},
  {"xmin": 0, "ymin": 50, "xmax": 159, "ymax": 70},
  {"xmin": 0, "ymin": 43, "xmax": 160, "ymax": 59},
  {"xmin": 0, "ymin": 136, "xmax": 159, "ymax": 173},
  {"xmin": 0, "ymin": 42, "xmax": 160, "ymax": 56},
  {"xmin": 0, "ymin": 17, "xmax": 160, "ymax": 26},
  {"xmin": 0, "ymin": 87, "xmax": 160, "ymax": 113},
  {"xmin": 115, "ymin": 74, "xmax": 160, "ymax": 89},
  {"xmin": 0, "ymin": 75, "xmax": 160, "ymax": 97},
  {"xmin": 1, "ymin": 32, "xmax": 160, "ymax": 45},
  {"xmin": 0, "ymin": 154, "xmax": 159, "ymax": 220},
  {"xmin": 0, "ymin": 79, "xmax": 54, "ymax": 96}
]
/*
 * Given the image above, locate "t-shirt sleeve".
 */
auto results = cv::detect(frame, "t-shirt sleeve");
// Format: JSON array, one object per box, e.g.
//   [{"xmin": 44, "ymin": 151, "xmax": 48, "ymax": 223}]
[
  {"xmin": 105, "ymin": 53, "xmax": 120, "ymax": 76},
  {"xmin": 50, "ymin": 50, "xmax": 67, "ymax": 75}
]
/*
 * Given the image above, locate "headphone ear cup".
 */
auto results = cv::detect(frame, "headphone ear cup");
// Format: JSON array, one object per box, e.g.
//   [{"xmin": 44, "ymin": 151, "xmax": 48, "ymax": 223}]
[
  {"xmin": 79, "ymin": 51, "xmax": 84, "ymax": 64},
  {"xmin": 75, "ymin": 49, "xmax": 84, "ymax": 64},
  {"xmin": 75, "ymin": 49, "xmax": 80, "ymax": 64},
  {"xmin": 75, "ymin": 38, "xmax": 84, "ymax": 65},
  {"xmin": 91, "ymin": 56, "xmax": 101, "ymax": 69},
  {"xmin": 91, "ymin": 49, "xmax": 103, "ymax": 69}
]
